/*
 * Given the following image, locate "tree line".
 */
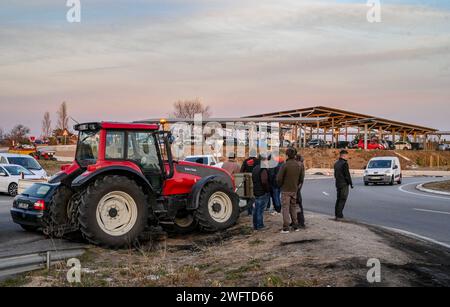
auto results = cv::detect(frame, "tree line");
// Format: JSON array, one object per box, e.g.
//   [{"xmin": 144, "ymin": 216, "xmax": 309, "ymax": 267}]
[
  {"xmin": 0, "ymin": 102, "xmax": 72, "ymax": 146},
  {"xmin": 0, "ymin": 98, "xmax": 211, "ymax": 146}
]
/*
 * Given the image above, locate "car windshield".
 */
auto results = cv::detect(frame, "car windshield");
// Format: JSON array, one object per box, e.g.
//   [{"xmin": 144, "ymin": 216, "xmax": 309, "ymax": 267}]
[
  {"xmin": 368, "ymin": 160, "xmax": 392, "ymax": 169},
  {"xmin": 4, "ymin": 165, "xmax": 34, "ymax": 176},
  {"xmin": 7, "ymin": 157, "xmax": 42, "ymax": 170},
  {"xmin": 23, "ymin": 184, "xmax": 52, "ymax": 198},
  {"xmin": 76, "ymin": 130, "xmax": 100, "ymax": 166},
  {"xmin": 185, "ymin": 157, "xmax": 207, "ymax": 164}
]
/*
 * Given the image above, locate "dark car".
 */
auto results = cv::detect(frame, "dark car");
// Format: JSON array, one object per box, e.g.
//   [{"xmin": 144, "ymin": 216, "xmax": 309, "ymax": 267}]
[
  {"xmin": 10, "ymin": 183, "xmax": 59, "ymax": 232},
  {"xmin": 333, "ymin": 141, "xmax": 350, "ymax": 149},
  {"xmin": 307, "ymin": 139, "xmax": 330, "ymax": 148}
]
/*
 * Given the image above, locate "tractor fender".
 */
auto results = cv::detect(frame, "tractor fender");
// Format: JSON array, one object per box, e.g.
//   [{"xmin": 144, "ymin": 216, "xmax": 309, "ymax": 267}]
[
  {"xmin": 187, "ymin": 175, "xmax": 233, "ymax": 210},
  {"xmin": 71, "ymin": 166, "xmax": 155, "ymax": 194}
]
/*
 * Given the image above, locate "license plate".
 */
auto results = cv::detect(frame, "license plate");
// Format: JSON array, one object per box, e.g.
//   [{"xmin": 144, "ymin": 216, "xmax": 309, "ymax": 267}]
[{"xmin": 17, "ymin": 203, "xmax": 29, "ymax": 209}]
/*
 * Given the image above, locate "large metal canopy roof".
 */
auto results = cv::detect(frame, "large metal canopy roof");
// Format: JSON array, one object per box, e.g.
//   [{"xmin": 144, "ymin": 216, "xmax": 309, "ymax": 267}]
[{"xmin": 245, "ymin": 106, "xmax": 437, "ymax": 135}]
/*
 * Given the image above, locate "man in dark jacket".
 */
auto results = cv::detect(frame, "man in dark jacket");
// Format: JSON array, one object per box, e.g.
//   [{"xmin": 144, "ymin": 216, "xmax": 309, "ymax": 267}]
[
  {"xmin": 295, "ymin": 154, "xmax": 306, "ymax": 228},
  {"xmin": 334, "ymin": 150, "xmax": 353, "ymax": 220},
  {"xmin": 252, "ymin": 153, "xmax": 270, "ymax": 230},
  {"xmin": 267, "ymin": 153, "xmax": 283, "ymax": 215},
  {"xmin": 277, "ymin": 148, "xmax": 303, "ymax": 233}
]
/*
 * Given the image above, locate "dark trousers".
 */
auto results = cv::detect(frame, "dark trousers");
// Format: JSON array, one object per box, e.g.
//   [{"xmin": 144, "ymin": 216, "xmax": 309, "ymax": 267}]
[
  {"xmin": 253, "ymin": 193, "xmax": 270, "ymax": 230},
  {"xmin": 335, "ymin": 185, "xmax": 349, "ymax": 218},
  {"xmin": 269, "ymin": 187, "xmax": 282, "ymax": 213},
  {"xmin": 297, "ymin": 189, "xmax": 305, "ymax": 227}
]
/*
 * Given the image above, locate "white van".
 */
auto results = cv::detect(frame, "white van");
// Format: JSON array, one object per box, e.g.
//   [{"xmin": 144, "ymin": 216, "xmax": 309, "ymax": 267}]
[{"xmin": 364, "ymin": 156, "xmax": 402, "ymax": 186}]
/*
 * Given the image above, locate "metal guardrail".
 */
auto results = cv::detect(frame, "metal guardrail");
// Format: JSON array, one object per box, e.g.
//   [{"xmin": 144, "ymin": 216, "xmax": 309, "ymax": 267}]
[{"xmin": 0, "ymin": 248, "xmax": 85, "ymax": 279}]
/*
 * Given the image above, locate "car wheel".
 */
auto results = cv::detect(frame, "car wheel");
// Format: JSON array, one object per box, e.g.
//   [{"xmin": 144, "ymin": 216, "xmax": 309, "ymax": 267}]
[
  {"xmin": 364, "ymin": 182, "xmax": 369, "ymax": 186},
  {"xmin": 8, "ymin": 183, "xmax": 18, "ymax": 197},
  {"xmin": 398, "ymin": 174, "xmax": 402, "ymax": 185},
  {"xmin": 389, "ymin": 176, "xmax": 395, "ymax": 186}
]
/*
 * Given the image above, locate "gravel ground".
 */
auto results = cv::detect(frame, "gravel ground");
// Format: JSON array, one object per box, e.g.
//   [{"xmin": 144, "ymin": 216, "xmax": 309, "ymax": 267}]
[{"xmin": 6, "ymin": 212, "xmax": 449, "ymax": 287}]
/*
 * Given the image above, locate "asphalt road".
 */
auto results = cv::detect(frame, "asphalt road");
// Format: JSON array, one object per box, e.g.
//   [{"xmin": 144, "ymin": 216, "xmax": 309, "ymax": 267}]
[
  {"xmin": 302, "ymin": 176, "xmax": 450, "ymax": 247},
  {"xmin": 0, "ymin": 176, "xmax": 449, "ymax": 258},
  {"xmin": 0, "ymin": 194, "xmax": 82, "ymax": 258}
]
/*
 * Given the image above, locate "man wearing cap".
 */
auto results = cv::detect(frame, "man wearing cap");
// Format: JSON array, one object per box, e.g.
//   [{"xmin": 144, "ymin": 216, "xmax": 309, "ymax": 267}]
[
  {"xmin": 222, "ymin": 153, "xmax": 241, "ymax": 175},
  {"xmin": 251, "ymin": 153, "xmax": 270, "ymax": 230},
  {"xmin": 334, "ymin": 150, "xmax": 353, "ymax": 220}
]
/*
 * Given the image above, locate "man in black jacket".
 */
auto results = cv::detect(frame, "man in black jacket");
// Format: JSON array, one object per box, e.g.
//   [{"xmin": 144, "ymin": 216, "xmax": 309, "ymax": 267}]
[
  {"xmin": 334, "ymin": 150, "xmax": 353, "ymax": 220},
  {"xmin": 252, "ymin": 153, "xmax": 270, "ymax": 230}
]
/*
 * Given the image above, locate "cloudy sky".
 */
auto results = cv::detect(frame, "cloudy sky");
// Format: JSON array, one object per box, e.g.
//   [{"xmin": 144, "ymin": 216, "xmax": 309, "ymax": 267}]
[{"xmin": 1, "ymin": 0, "xmax": 449, "ymax": 135}]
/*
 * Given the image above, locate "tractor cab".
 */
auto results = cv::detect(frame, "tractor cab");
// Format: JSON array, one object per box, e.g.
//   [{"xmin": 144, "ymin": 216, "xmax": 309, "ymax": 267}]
[{"xmin": 74, "ymin": 122, "xmax": 173, "ymax": 192}]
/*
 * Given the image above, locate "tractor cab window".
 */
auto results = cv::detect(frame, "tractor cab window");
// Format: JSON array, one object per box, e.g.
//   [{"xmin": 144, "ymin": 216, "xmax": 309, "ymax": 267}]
[
  {"xmin": 127, "ymin": 132, "xmax": 161, "ymax": 173},
  {"xmin": 105, "ymin": 131, "xmax": 125, "ymax": 159},
  {"xmin": 76, "ymin": 131, "xmax": 100, "ymax": 166}
]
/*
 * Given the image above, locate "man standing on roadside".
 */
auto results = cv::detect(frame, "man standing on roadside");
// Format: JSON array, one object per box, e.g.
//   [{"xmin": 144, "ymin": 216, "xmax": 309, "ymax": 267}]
[
  {"xmin": 252, "ymin": 153, "xmax": 270, "ymax": 230},
  {"xmin": 268, "ymin": 152, "xmax": 283, "ymax": 216},
  {"xmin": 277, "ymin": 148, "xmax": 303, "ymax": 234},
  {"xmin": 222, "ymin": 153, "xmax": 241, "ymax": 175},
  {"xmin": 295, "ymin": 153, "xmax": 306, "ymax": 228},
  {"xmin": 334, "ymin": 150, "xmax": 353, "ymax": 220}
]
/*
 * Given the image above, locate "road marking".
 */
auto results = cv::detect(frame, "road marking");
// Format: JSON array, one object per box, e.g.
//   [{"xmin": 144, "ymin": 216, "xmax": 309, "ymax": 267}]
[
  {"xmin": 322, "ymin": 192, "xmax": 330, "ymax": 196},
  {"xmin": 398, "ymin": 182, "xmax": 450, "ymax": 201},
  {"xmin": 413, "ymin": 208, "xmax": 450, "ymax": 216},
  {"xmin": 381, "ymin": 226, "xmax": 450, "ymax": 250}
]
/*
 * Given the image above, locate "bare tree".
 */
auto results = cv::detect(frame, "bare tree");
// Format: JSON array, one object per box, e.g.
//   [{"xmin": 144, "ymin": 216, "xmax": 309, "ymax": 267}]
[
  {"xmin": 171, "ymin": 98, "xmax": 212, "ymax": 119},
  {"xmin": 42, "ymin": 111, "xmax": 52, "ymax": 138},
  {"xmin": 56, "ymin": 102, "xmax": 69, "ymax": 132},
  {"xmin": 7, "ymin": 124, "xmax": 31, "ymax": 145},
  {"xmin": 0, "ymin": 127, "xmax": 4, "ymax": 141}
]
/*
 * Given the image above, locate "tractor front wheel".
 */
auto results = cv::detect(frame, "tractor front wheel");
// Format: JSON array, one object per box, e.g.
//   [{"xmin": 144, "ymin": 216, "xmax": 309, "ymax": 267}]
[
  {"xmin": 78, "ymin": 176, "xmax": 148, "ymax": 248},
  {"xmin": 195, "ymin": 182, "xmax": 240, "ymax": 232}
]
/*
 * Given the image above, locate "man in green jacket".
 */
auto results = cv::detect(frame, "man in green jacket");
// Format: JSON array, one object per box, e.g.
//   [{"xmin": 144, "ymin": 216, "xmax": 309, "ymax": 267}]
[{"xmin": 277, "ymin": 148, "xmax": 304, "ymax": 234}]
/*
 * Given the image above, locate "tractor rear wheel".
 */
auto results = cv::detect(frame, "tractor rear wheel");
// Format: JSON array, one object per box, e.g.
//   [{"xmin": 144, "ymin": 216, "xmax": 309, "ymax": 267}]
[
  {"xmin": 78, "ymin": 176, "xmax": 148, "ymax": 248},
  {"xmin": 44, "ymin": 185, "xmax": 74, "ymax": 237},
  {"xmin": 195, "ymin": 181, "xmax": 240, "ymax": 232}
]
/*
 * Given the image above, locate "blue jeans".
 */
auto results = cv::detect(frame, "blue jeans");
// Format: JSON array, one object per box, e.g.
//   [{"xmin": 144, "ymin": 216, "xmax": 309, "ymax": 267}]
[
  {"xmin": 253, "ymin": 193, "xmax": 270, "ymax": 230},
  {"xmin": 270, "ymin": 188, "xmax": 281, "ymax": 213}
]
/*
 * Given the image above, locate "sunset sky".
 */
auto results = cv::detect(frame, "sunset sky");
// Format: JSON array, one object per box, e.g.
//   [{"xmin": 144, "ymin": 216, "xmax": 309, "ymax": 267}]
[{"xmin": 1, "ymin": 0, "xmax": 449, "ymax": 135}]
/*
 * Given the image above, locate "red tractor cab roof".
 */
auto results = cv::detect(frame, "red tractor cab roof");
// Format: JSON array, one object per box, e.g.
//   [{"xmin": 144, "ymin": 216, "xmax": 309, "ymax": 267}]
[{"xmin": 74, "ymin": 122, "xmax": 160, "ymax": 132}]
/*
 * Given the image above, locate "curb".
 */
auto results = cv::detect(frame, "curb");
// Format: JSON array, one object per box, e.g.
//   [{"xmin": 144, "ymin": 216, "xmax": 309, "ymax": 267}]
[{"xmin": 416, "ymin": 183, "xmax": 450, "ymax": 196}]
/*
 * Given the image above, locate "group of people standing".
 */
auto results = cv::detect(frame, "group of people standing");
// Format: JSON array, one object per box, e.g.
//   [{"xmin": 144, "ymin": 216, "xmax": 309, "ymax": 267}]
[{"xmin": 221, "ymin": 148, "xmax": 353, "ymax": 233}]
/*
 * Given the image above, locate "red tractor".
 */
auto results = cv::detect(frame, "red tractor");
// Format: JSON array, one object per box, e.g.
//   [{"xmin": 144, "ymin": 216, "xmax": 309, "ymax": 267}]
[{"xmin": 23, "ymin": 122, "xmax": 240, "ymax": 248}]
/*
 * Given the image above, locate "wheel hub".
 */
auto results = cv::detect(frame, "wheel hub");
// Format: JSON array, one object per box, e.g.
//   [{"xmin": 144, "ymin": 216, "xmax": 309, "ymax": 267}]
[
  {"xmin": 109, "ymin": 208, "xmax": 118, "ymax": 218},
  {"xmin": 207, "ymin": 191, "xmax": 233, "ymax": 223},
  {"xmin": 96, "ymin": 191, "xmax": 138, "ymax": 237},
  {"xmin": 212, "ymin": 202, "xmax": 222, "ymax": 213}
]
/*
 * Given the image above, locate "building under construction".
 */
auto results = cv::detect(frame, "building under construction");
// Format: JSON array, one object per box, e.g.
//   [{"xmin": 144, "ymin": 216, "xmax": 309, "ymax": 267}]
[{"xmin": 246, "ymin": 106, "xmax": 439, "ymax": 149}]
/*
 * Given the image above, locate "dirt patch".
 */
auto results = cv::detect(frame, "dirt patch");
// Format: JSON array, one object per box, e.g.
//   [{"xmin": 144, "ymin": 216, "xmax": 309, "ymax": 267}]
[
  {"xmin": 423, "ymin": 180, "xmax": 450, "ymax": 193},
  {"xmin": 11, "ymin": 213, "xmax": 450, "ymax": 287}
]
